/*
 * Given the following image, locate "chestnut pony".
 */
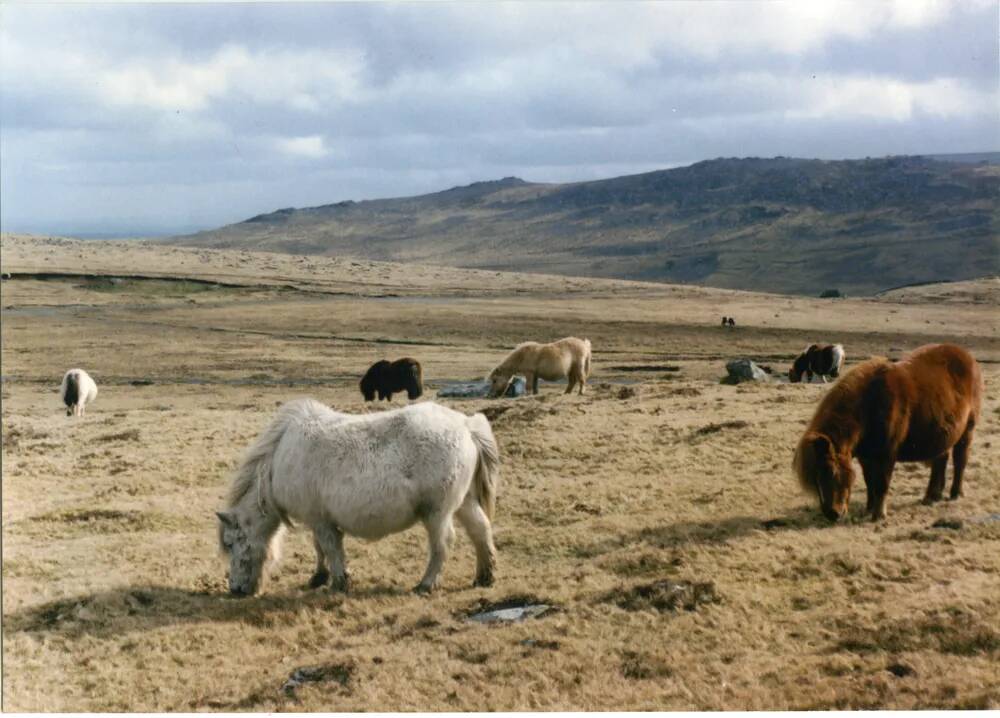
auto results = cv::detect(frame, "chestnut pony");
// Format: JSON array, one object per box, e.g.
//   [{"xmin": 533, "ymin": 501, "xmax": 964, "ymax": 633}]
[{"xmin": 794, "ymin": 343, "xmax": 981, "ymax": 522}]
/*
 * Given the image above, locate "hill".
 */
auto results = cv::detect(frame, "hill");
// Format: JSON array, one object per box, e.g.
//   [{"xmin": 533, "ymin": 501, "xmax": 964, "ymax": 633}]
[{"xmin": 166, "ymin": 155, "xmax": 1000, "ymax": 295}]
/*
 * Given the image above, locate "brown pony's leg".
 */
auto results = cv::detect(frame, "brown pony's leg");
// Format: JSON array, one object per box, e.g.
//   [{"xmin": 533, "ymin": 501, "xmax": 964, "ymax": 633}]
[
  {"xmin": 922, "ymin": 454, "xmax": 949, "ymax": 505},
  {"xmin": 950, "ymin": 427, "xmax": 974, "ymax": 500},
  {"xmin": 860, "ymin": 457, "xmax": 894, "ymax": 520}
]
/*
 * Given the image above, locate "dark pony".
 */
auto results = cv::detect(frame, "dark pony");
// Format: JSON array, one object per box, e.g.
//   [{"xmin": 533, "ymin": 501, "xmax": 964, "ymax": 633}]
[
  {"xmin": 360, "ymin": 358, "xmax": 424, "ymax": 402},
  {"xmin": 793, "ymin": 343, "xmax": 981, "ymax": 522}
]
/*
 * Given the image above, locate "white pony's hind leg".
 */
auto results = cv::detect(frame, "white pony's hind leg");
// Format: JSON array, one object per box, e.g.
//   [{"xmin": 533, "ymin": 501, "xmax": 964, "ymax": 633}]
[
  {"xmin": 307, "ymin": 534, "xmax": 330, "ymax": 588},
  {"xmin": 313, "ymin": 525, "xmax": 349, "ymax": 592},
  {"xmin": 456, "ymin": 496, "xmax": 496, "ymax": 587},
  {"xmin": 415, "ymin": 513, "xmax": 454, "ymax": 594}
]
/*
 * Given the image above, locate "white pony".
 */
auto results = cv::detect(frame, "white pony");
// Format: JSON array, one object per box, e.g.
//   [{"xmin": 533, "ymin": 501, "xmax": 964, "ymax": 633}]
[
  {"xmin": 217, "ymin": 398, "xmax": 500, "ymax": 596},
  {"xmin": 60, "ymin": 369, "xmax": 98, "ymax": 417}
]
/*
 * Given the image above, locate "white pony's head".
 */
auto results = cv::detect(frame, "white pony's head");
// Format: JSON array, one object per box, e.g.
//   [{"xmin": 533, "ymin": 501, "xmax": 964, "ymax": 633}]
[{"xmin": 216, "ymin": 508, "xmax": 283, "ymax": 596}]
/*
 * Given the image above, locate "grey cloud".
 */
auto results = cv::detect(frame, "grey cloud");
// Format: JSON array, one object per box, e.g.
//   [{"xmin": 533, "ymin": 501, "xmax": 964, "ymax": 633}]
[{"xmin": 1, "ymin": 2, "xmax": 997, "ymax": 236}]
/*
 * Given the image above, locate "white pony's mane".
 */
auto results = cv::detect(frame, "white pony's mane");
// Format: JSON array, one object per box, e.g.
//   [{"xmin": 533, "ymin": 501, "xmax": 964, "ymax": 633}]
[{"xmin": 226, "ymin": 398, "xmax": 336, "ymax": 511}]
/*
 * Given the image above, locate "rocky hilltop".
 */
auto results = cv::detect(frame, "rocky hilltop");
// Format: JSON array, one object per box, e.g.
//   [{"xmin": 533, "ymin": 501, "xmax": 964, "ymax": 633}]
[{"xmin": 167, "ymin": 155, "xmax": 1000, "ymax": 295}]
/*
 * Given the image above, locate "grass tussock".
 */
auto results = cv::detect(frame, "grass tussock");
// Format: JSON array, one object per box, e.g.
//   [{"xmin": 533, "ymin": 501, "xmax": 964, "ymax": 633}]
[
  {"xmin": 604, "ymin": 579, "xmax": 720, "ymax": 613},
  {"xmin": 835, "ymin": 609, "xmax": 1000, "ymax": 656},
  {"xmin": 95, "ymin": 428, "xmax": 141, "ymax": 443}
]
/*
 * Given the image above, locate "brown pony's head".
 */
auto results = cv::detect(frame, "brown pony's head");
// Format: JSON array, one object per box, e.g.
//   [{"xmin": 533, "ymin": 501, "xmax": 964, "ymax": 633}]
[
  {"xmin": 788, "ymin": 353, "xmax": 809, "ymax": 383},
  {"xmin": 793, "ymin": 432, "xmax": 854, "ymax": 521}
]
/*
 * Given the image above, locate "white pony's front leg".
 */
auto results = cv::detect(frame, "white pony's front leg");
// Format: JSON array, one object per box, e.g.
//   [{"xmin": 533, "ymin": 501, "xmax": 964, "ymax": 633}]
[{"xmin": 415, "ymin": 513, "xmax": 454, "ymax": 594}]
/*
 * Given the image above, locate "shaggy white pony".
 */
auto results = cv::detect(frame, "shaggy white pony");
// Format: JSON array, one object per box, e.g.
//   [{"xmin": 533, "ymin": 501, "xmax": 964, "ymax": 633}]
[{"xmin": 217, "ymin": 398, "xmax": 500, "ymax": 596}]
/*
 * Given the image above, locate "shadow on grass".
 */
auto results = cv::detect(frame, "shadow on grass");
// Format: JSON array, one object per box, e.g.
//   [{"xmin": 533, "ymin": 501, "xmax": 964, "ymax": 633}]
[
  {"xmin": 577, "ymin": 506, "xmax": 827, "ymax": 560},
  {"xmin": 4, "ymin": 582, "xmax": 410, "ymax": 639},
  {"xmin": 637, "ymin": 507, "xmax": 829, "ymax": 548}
]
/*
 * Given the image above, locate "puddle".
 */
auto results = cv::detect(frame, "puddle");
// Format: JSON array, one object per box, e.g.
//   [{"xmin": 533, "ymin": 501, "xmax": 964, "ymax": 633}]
[{"xmin": 466, "ymin": 597, "xmax": 555, "ymax": 624}]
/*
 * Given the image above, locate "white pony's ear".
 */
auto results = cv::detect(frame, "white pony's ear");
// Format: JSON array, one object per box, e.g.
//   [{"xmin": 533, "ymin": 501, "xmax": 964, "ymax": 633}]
[{"xmin": 216, "ymin": 511, "xmax": 236, "ymax": 527}]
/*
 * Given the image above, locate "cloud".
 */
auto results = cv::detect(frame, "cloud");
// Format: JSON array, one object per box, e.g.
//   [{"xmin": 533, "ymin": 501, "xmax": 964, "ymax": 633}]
[
  {"xmin": 0, "ymin": 1, "xmax": 996, "ymax": 235},
  {"xmin": 275, "ymin": 135, "xmax": 329, "ymax": 159}
]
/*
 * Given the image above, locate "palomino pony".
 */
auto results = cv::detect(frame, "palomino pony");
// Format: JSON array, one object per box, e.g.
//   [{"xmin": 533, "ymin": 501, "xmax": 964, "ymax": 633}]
[
  {"xmin": 488, "ymin": 337, "xmax": 592, "ymax": 396},
  {"xmin": 794, "ymin": 343, "xmax": 981, "ymax": 522},
  {"xmin": 60, "ymin": 368, "xmax": 98, "ymax": 417},
  {"xmin": 789, "ymin": 344, "xmax": 845, "ymax": 383},
  {"xmin": 217, "ymin": 398, "xmax": 500, "ymax": 595}
]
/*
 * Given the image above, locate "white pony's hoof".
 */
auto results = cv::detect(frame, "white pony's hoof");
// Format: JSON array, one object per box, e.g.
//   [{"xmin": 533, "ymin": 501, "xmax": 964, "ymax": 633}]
[
  {"xmin": 473, "ymin": 573, "xmax": 494, "ymax": 588},
  {"xmin": 330, "ymin": 574, "xmax": 350, "ymax": 593},
  {"xmin": 307, "ymin": 571, "xmax": 330, "ymax": 589}
]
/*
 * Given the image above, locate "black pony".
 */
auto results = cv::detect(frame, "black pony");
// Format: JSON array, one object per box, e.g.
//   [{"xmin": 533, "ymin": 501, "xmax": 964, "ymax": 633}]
[{"xmin": 360, "ymin": 358, "xmax": 424, "ymax": 401}]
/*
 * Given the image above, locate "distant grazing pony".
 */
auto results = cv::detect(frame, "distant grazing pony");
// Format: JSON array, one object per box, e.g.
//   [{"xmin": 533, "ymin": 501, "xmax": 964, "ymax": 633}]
[
  {"xmin": 789, "ymin": 343, "xmax": 845, "ymax": 383},
  {"xmin": 217, "ymin": 399, "xmax": 500, "ymax": 595},
  {"xmin": 727, "ymin": 317, "xmax": 736, "ymax": 327},
  {"xmin": 488, "ymin": 337, "xmax": 591, "ymax": 396},
  {"xmin": 721, "ymin": 316, "xmax": 729, "ymax": 327},
  {"xmin": 60, "ymin": 368, "xmax": 98, "ymax": 417},
  {"xmin": 360, "ymin": 358, "xmax": 423, "ymax": 402},
  {"xmin": 793, "ymin": 343, "xmax": 981, "ymax": 522}
]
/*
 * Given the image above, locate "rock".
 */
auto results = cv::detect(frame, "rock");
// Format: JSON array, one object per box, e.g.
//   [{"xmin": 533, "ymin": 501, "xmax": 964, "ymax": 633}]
[
  {"xmin": 724, "ymin": 359, "xmax": 770, "ymax": 383},
  {"xmin": 437, "ymin": 376, "xmax": 526, "ymax": 399},
  {"xmin": 281, "ymin": 663, "xmax": 353, "ymax": 697}
]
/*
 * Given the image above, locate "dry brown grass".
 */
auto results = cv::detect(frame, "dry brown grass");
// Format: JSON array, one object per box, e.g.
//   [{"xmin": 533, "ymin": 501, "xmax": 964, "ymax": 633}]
[{"xmin": 2, "ymin": 234, "xmax": 998, "ymax": 711}]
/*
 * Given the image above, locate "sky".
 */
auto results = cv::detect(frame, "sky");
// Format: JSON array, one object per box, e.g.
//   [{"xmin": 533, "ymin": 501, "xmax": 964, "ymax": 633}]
[{"xmin": 1, "ymin": 1, "xmax": 997, "ymax": 237}]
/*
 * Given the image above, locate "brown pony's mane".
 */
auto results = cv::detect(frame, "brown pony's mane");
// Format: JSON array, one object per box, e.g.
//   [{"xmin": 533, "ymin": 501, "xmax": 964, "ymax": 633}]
[
  {"xmin": 793, "ymin": 356, "xmax": 890, "ymax": 496},
  {"xmin": 806, "ymin": 356, "xmax": 890, "ymax": 439}
]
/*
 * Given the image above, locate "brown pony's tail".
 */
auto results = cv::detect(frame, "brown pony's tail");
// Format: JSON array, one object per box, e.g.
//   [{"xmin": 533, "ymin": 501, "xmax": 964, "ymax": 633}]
[
  {"xmin": 466, "ymin": 413, "xmax": 500, "ymax": 520},
  {"xmin": 583, "ymin": 338, "xmax": 592, "ymax": 378}
]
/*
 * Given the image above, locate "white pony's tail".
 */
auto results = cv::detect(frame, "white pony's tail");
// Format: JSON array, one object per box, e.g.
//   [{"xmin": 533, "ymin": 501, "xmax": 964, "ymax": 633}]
[{"xmin": 466, "ymin": 413, "xmax": 500, "ymax": 520}]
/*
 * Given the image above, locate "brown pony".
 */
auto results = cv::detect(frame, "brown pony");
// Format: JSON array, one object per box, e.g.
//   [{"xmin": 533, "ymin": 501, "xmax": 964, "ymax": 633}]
[{"xmin": 793, "ymin": 343, "xmax": 981, "ymax": 522}]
